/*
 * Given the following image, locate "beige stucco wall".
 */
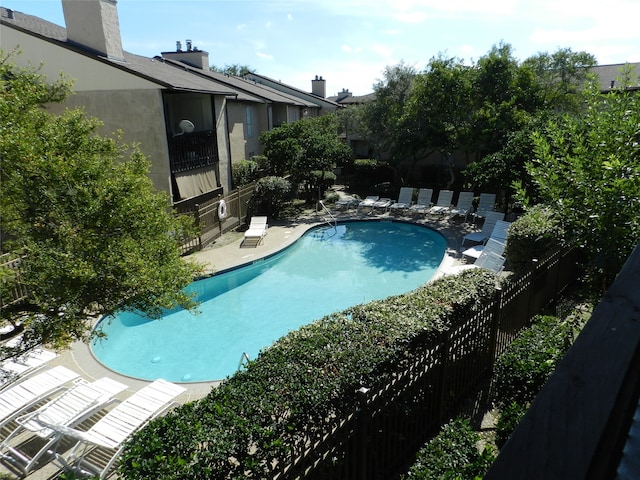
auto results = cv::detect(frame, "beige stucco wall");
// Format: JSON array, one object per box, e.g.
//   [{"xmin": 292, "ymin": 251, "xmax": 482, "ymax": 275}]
[
  {"xmin": 226, "ymin": 101, "xmax": 265, "ymax": 163},
  {"xmin": 2, "ymin": 27, "xmax": 158, "ymax": 91},
  {"xmin": 50, "ymin": 89, "xmax": 173, "ymax": 195}
]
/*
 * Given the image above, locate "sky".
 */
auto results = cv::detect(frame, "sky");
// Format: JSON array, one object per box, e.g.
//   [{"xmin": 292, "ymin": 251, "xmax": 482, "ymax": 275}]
[{"xmin": 6, "ymin": 0, "xmax": 640, "ymax": 96}]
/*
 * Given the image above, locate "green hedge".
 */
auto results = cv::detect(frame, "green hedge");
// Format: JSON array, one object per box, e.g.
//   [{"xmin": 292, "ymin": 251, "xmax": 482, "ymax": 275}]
[
  {"xmin": 492, "ymin": 314, "xmax": 574, "ymax": 408},
  {"xmin": 119, "ymin": 269, "xmax": 498, "ymax": 479},
  {"xmin": 403, "ymin": 418, "xmax": 495, "ymax": 480},
  {"xmin": 504, "ymin": 205, "xmax": 564, "ymax": 274}
]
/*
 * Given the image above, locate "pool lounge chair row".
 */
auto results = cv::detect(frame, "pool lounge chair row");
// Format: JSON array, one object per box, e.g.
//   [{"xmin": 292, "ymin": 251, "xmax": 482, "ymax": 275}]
[
  {"xmin": 0, "ymin": 364, "xmax": 185, "ymax": 478},
  {"xmin": 344, "ymin": 189, "xmax": 497, "ymax": 221}
]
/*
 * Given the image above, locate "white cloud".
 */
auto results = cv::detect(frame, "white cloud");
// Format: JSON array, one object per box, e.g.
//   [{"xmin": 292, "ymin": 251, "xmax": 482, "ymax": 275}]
[
  {"xmin": 257, "ymin": 52, "xmax": 274, "ymax": 60},
  {"xmin": 393, "ymin": 11, "xmax": 428, "ymax": 24},
  {"xmin": 236, "ymin": 24, "xmax": 247, "ymax": 31},
  {"xmin": 265, "ymin": 21, "xmax": 272, "ymax": 28},
  {"xmin": 342, "ymin": 44, "xmax": 362, "ymax": 54}
]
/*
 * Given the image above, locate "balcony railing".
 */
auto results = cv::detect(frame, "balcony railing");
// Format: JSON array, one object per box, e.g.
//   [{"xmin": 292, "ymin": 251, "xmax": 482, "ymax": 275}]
[{"xmin": 168, "ymin": 130, "xmax": 218, "ymax": 173}]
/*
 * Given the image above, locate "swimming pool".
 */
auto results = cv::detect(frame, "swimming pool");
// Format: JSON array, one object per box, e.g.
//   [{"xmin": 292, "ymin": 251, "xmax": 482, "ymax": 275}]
[{"xmin": 91, "ymin": 221, "xmax": 447, "ymax": 382}]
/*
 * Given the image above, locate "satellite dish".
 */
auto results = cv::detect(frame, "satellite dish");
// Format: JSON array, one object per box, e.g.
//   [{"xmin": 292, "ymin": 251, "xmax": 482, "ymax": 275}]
[{"xmin": 178, "ymin": 119, "xmax": 195, "ymax": 134}]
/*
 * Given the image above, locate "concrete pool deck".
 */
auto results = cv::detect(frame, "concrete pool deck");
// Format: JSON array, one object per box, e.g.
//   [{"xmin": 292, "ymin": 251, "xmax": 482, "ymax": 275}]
[{"xmin": 3, "ymin": 207, "xmax": 479, "ymax": 479}]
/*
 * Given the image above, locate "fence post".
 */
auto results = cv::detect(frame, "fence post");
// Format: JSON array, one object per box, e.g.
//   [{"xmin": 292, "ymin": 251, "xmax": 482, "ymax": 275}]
[
  {"xmin": 357, "ymin": 386, "xmax": 370, "ymax": 480},
  {"xmin": 489, "ymin": 287, "xmax": 503, "ymax": 366},
  {"xmin": 194, "ymin": 204, "xmax": 202, "ymax": 251}
]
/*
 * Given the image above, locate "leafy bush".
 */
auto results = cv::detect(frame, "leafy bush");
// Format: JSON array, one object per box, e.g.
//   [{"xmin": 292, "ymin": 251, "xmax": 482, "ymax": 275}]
[
  {"xmin": 504, "ymin": 205, "xmax": 564, "ymax": 274},
  {"xmin": 247, "ymin": 176, "xmax": 292, "ymax": 219},
  {"xmin": 494, "ymin": 401, "xmax": 527, "ymax": 448},
  {"xmin": 232, "ymin": 159, "xmax": 260, "ymax": 187},
  {"xmin": 119, "ymin": 269, "xmax": 499, "ymax": 479},
  {"xmin": 309, "ymin": 170, "xmax": 337, "ymax": 197},
  {"xmin": 492, "ymin": 315, "xmax": 573, "ymax": 407},
  {"xmin": 403, "ymin": 418, "xmax": 495, "ymax": 480}
]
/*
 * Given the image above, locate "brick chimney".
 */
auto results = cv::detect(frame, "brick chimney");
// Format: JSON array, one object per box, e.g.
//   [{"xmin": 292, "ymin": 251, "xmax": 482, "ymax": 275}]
[
  {"xmin": 311, "ymin": 75, "xmax": 326, "ymax": 98},
  {"xmin": 161, "ymin": 39, "xmax": 210, "ymax": 70},
  {"xmin": 62, "ymin": 0, "xmax": 124, "ymax": 61}
]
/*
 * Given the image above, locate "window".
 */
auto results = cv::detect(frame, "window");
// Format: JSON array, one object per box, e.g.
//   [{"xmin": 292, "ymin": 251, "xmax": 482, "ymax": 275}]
[{"xmin": 246, "ymin": 105, "xmax": 254, "ymax": 138}]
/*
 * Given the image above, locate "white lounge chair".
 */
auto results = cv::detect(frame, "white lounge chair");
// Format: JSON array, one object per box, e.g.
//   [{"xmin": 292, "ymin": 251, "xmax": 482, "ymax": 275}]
[
  {"xmin": 428, "ymin": 190, "xmax": 454, "ymax": 215},
  {"xmin": 372, "ymin": 197, "xmax": 392, "ymax": 212},
  {"xmin": 357, "ymin": 196, "xmax": 379, "ymax": 213},
  {"xmin": 408, "ymin": 188, "xmax": 433, "ymax": 214},
  {"xmin": 474, "ymin": 250, "xmax": 506, "ymax": 273},
  {"xmin": 0, "ymin": 366, "xmax": 80, "ymax": 429},
  {"xmin": 463, "ymin": 237, "xmax": 506, "ymax": 261},
  {"xmin": 449, "ymin": 191, "xmax": 474, "ymax": 222},
  {"xmin": 461, "ymin": 211, "xmax": 505, "ymax": 246},
  {"xmin": 388, "ymin": 187, "xmax": 414, "ymax": 213},
  {"xmin": 243, "ymin": 216, "xmax": 268, "ymax": 247},
  {"xmin": 473, "ymin": 193, "xmax": 497, "ymax": 222},
  {"xmin": 443, "ymin": 250, "xmax": 507, "ymax": 276},
  {"xmin": 52, "ymin": 379, "xmax": 186, "ymax": 479},
  {"xmin": 334, "ymin": 195, "xmax": 359, "ymax": 210},
  {"xmin": 0, "ymin": 376, "xmax": 127, "ymax": 476}
]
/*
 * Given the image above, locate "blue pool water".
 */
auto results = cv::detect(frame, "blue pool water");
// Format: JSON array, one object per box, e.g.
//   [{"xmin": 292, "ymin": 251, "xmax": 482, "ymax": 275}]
[{"xmin": 91, "ymin": 221, "xmax": 447, "ymax": 382}]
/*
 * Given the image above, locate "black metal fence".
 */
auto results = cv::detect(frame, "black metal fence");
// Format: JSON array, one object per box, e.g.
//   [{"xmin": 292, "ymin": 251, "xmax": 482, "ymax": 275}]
[{"xmin": 274, "ymin": 246, "xmax": 580, "ymax": 480}]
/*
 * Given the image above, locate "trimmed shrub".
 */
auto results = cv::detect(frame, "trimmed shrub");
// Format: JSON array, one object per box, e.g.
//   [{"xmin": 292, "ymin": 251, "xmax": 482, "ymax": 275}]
[
  {"xmin": 232, "ymin": 159, "xmax": 260, "ymax": 187},
  {"xmin": 492, "ymin": 315, "xmax": 573, "ymax": 408},
  {"xmin": 403, "ymin": 418, "xmax": 496, "ymax": 479},
  {"xmin": 119, "ymin": 269, "xmax": 499, "ymax": 480},
  {"xmin": 495, "ymin": 401, "xmax": 527, "ymax": 448},
  {"xmin": 504, "ymin": 205, "xmax": 564, "ymax": 274},
  {"xmin": 247, "ymin": 175, "xmax": 292, "ymax": 219}
]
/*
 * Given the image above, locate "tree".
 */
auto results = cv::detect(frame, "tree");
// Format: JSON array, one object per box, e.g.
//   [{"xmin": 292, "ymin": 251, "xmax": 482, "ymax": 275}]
[
  {"xmin": 260, "ymin": 115, "xmax": 351, "ymax": 202},
  {"xmin": 521, "ymin": 71, "xmax": 640, "ymax": 289},
  {"xmin": 406, "ymin": 55, "xmax": 474, "ymax": 187},
  {"xmin": 0, "ymin": 52, "xmax": 201, "ymax": 353},
  {"xmin": 210, "ymin": 64, "xmax": 255, "ymax": 76},
  {"xmin": 522, "ymin": 48, "xmax": 597, "ymax": 113}
]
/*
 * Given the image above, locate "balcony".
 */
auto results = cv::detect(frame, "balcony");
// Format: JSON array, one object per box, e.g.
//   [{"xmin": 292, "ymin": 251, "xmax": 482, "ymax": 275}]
[{"xmin": 168, "ymin": 130, "xmax": 218, "ymax": 173}]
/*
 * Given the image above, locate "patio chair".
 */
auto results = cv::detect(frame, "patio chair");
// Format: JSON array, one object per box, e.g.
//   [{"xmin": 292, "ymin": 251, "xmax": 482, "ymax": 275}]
[
  {"xmin": 449, "ymin": 191, "xmax": 474, "ymax": 222},
  {"xmin": 52, "ymin": 379, "xmax": 186, "ymax": 479},
  {"xmin": 442, "ymin": 250, "xmax": 507, "ymax": 276},
  {"xmin": 0, "ymin": 376, "xmax": 127, "ymax": 477},
  {"xmin": 0, "ymin": 366, "xmax": 80, "ymax": 429},
  {"xmin": 334, "ymin": 195, "xmax": 360, "ymax": 210},
  {"xmin": 428, "ymin": 190, "xmax": 454, "ymax": 215},
  {"xmin": 372, "ymin": 197, "xmax": 392, "ymax": 212},
  {"xmin": 408, "ymin": 188, "xmax": 433, "ymax": 214},
  {"xmin": 242, "ymin": 216, "xmax": 268, "ymax": 247},
  {"xmin": 461, "ymin": 211, "xmax": 505, "ymax": 247},
  {"xmin": 474, "ymin": 250, "xmax": 506, "ymax": 273},
  {"xmin": 463, "ymin": 237, "xmax": 506, "ymax": 261},
  {"xmin": 1, "ymin": 348, "xmax": 58, "ymax": 379},
  {"xmin": 473, "ymin": 193, "xmax": 497, "ymax": 222},
  {"xmin": 462, "ymin": 221, "xmax": 511, "ymax": 259},
  {"xmin": 388, "ymin": 187, "xmax": 414, "ymax": 213},
  {"xmin": 356, "ymin": 195, "xmax": 379, "ymax": 213}
]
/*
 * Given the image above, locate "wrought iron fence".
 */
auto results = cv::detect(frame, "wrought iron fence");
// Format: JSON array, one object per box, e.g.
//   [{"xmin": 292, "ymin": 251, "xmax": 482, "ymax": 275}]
[{"xmin": 273, "ymin": 246, "xmax": 580, "ymax": 480}]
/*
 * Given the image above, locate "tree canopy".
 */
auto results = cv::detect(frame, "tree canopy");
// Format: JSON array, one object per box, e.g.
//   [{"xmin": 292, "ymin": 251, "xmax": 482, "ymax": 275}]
[
  {"xmin": 0, "ymin": 52, "xmax": 201, "ymax": 352},
  {"xmin": 260, "ymin": 115, "xmax": 352, "ymax": 201},
  {"xmin": 520, "ymin": 72, "xmax": 640, "ymax": 289}
]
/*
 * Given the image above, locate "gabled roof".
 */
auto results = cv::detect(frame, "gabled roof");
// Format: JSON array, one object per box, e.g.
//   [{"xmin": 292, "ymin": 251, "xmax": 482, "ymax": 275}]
[
  {"xmin": 328, "ymin": 93, "xmax": 376, "ymax": 105},
  {"xmin": 159, "ymin": 57, "xmax": 317, "ymax": 107},
  {"xmin": 0, "ymin": 6, "xmax": 236, "ymax": 97},
  {"xmin": 590, "ymin": 62, "xmax": 640, "ymax": 92},
  {"xmin": 245, "ymin": 72, "xmax": 343, "ymax": 109}
]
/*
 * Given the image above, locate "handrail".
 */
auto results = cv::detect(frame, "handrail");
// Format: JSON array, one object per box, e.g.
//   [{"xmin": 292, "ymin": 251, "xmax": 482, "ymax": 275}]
[
  {"xmin": 318, "ymin": 201, "xmax": 337, "ymax": 228},
  {"xmin": 238, "ymin": 352, "xmax": 251, "ymax": 371}
]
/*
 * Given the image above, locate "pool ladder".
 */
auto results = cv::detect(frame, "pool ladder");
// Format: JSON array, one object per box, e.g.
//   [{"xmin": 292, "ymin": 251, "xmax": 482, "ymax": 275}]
[
  {"xmin": 318, "ymin": 201, "xmax": 337, "ymax": 228},
  {"xmin": 238, "ymin": 352, "xmax": 251, "ymax": 371}
]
